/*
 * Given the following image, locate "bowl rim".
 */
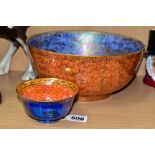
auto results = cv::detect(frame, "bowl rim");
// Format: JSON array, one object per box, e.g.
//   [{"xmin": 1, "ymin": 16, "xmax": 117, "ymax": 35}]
[
  {"xmin": 16, "ymin": 77, "xmax": 79, "ymax": 103},
  {"xmin": 27, "ymin": 30, "xmax": 145, "ymax": 58}
]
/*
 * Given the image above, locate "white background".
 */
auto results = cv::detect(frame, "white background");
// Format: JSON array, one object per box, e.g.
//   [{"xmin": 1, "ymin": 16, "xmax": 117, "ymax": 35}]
[
  {"xmin": 0, "ymin": 0, "xmax": 155, "ymax": 155},
  {"xmin": 1, "ymin": 0, "xmax": 155, "ymax": 26}
]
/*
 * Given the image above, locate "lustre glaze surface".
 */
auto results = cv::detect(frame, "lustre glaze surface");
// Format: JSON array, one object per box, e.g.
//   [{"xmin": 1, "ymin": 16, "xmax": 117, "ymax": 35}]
[{"xmin": 27, "ymin": 31, "xmax": 145, "ymax": 100}]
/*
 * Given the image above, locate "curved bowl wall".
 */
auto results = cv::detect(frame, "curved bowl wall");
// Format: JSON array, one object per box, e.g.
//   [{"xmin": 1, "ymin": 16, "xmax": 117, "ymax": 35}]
[
  {"xmin": 16, "ymin": 78, "xmax": 78, "ymax": 123},
  {"xmin": 27, "ymin": 31, "xmax": 145, "ymax": 100}
]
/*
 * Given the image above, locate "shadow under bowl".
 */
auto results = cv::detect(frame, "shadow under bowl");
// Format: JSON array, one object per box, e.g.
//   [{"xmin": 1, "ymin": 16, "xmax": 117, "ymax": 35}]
[
  {"xmin": 27, "ymin": 31, "xmax": 145, "ymax": 101},
  {"xmin": 16, "ymin": 78, "xmax": 79, "ymax": 123}
]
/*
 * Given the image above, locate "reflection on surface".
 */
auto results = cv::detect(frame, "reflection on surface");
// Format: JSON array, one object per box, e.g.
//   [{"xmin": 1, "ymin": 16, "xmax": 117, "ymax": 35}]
[{"xmin": 28, "ymin": 31, "xmax": 144, "ymax": 56}]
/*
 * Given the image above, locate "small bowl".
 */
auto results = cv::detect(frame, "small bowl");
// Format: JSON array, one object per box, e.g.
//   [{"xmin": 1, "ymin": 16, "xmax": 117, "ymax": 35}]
[{"xmin": 16, "ymin": 78, "xmax": 79, "ymax": 123}]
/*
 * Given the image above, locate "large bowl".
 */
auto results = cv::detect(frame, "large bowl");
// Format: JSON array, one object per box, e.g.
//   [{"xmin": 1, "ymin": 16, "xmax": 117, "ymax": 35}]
[{"xmin": 27, "ymin": 31, "xmax": 145, "ymax": 101}]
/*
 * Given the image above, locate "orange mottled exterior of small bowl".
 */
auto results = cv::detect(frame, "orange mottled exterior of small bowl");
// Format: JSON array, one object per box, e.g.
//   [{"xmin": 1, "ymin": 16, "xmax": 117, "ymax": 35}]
[{"xmin": 27, "ymin": 31, "xmax": 144, "ymax": 101}]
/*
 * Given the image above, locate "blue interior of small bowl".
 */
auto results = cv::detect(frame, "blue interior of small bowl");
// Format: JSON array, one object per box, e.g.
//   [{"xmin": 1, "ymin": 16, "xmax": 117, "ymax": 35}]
[{"xmin": 27, "ymin": 31, "xmax": 144, "ymax": 56}]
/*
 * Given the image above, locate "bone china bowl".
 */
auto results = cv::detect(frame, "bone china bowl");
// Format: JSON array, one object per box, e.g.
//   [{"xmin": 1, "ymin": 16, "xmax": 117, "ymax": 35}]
[
  {"xmin": 27, "ymin": 31, "xmax": 145, "ymax": 101},
  {"xmin": 16, "ymin": 78, "xmax": 78, "ymax": 123}
]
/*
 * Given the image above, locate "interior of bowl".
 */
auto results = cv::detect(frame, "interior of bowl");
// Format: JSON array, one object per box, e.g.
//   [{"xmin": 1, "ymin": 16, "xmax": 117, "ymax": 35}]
[
  {"xmin": 16, "ymin": 78, "xmax": 79, "ymax": 102},
  {"xmin": 27, "ymin": 31, "xmax": 144, "ymax": 56}
]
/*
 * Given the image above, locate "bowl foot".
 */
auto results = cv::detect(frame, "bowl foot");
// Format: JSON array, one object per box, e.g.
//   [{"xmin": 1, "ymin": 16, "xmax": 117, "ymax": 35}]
[
  {"xmin": 78, "ymin": 94, "xmax": 111, "ymax": 102},
  {"xmin": 36, "ymin": 119, "xmax": 59, "ymax": 124}
]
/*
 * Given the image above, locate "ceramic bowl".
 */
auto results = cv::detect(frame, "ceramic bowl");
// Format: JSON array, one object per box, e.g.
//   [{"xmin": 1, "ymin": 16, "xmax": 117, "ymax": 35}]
[
  {"xmin": 16, "ymin": 78, "xmax": 78, "ymax": 123},
  {"xmin": 27, "ymin": 31, "xmax": 145, "ymax": 101},
  {"xmin": 146, "ymin": 56, "xmax": 155, "ymax": 81}
]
